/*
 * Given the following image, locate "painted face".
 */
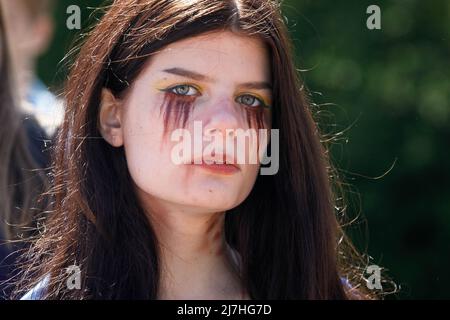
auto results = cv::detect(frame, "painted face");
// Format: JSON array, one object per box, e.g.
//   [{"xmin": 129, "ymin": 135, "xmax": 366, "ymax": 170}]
[{"xmin": 110, "ymin": 30, "xmax": 272, "ymax": 214}]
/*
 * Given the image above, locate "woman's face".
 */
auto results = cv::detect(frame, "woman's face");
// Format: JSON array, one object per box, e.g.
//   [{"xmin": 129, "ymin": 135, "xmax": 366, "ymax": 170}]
[{"xmin": 100, "ymin": 30, "xmax": 272, "ymax": 214}]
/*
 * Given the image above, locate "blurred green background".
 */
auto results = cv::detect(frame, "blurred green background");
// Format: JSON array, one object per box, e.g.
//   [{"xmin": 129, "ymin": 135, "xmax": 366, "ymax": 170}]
[{"xmin": 37, "ymin": 0, "xmax": 450, "ymax": 299}]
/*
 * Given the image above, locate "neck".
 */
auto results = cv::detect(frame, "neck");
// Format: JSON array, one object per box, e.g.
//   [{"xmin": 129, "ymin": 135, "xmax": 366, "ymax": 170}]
[{"xmin": 140, "ymin": 193, "xmax": 247, "ymax": 299}]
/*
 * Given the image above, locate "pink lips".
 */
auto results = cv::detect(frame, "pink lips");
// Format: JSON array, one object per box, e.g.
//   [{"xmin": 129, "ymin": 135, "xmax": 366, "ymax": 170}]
[{"xmin": 189, "ymin": 154, "xmax": 240, "ymax": 175}]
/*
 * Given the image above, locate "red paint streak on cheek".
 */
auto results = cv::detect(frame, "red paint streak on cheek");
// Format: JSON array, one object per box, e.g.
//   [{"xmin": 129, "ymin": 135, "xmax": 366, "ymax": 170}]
[
  {"xmin": 244, "ymin": 107, "xmax": 267, "ymax": 158},
  {"xmin": 157, "ymin": 92, "xmax": 196, "ymax": 156},
  {"xmin": 159, "ymin": 92, "xmax": 195, "ymax": 140},
  {"xmin": 245, "ymin": 107, "xmax": 265, "ymax": 131}
]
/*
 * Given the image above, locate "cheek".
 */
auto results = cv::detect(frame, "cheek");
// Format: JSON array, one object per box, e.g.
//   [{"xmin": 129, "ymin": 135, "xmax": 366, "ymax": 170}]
[
  {"xmin": 120, "ymin": 98, "xmax": 196, "ymax": 202},
  {"xmin": 121, "ymin": 98, "xmax": 172, "ymax": 189}
]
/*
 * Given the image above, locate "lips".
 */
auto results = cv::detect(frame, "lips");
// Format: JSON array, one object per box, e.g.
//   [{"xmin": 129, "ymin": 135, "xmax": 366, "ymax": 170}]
[
  {"xmin": 192, "ymin": 154, "xmax": 239, "ymax": 166},
  {"xmin": 189, "ymin": 153, "xmax": 241, "ymax": 175}
]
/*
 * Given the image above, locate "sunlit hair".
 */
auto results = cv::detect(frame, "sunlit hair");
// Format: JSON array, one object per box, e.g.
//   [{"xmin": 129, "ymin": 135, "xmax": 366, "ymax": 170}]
[{"xmin": 15, "ymin": 0, "xmax": 385, "ymax": 299}]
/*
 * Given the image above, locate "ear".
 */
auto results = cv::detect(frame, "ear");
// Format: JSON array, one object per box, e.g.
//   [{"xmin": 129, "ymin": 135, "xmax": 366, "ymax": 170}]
[{"xmin": 98, "ymin": 88, "xmax": 124, "ymax": 147}]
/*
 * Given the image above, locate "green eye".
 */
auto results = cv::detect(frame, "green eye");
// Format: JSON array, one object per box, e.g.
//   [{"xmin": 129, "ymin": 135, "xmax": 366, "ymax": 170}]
[
  {"xmin": 168, "ymin": 84, "xmax": 200, "ymax": 96},
  {"xmin": 236, "ymin": 94, "xmax": 267, "ymax": 108}
]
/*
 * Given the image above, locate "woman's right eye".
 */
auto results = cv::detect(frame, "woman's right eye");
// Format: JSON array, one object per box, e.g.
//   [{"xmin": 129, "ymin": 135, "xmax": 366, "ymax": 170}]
[{"xmin": 167, "ymin": 84, "xmax": 200, "ymax": 97}]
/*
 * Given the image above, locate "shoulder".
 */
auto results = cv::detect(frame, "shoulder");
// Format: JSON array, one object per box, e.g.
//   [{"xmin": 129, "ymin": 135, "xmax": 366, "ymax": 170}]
[
  {"xmin": 340, "ymin": 277, "xmax": 374, "ymax": 300},
  {"xmin": 20, "ymin": 275, "xmax": 50, "ymax": 300}
]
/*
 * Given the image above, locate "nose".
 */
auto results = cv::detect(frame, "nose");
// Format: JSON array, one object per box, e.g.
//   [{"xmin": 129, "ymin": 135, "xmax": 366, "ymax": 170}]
[{"xmin": 201, "ymin": 96, "xmax": 243, "ymax": 135}]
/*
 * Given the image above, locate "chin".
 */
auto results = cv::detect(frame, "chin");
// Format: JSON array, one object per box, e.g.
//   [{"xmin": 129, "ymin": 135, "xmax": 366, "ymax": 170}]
[{"xmin": 184, "ymin": 192, "xmax": 244, "ymax": 213}]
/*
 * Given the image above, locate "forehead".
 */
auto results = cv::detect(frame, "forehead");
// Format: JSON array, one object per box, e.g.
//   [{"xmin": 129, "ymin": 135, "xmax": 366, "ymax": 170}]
[{"xmin": 146, "ymin": 30, "xmax": 271, "ymax": 82}]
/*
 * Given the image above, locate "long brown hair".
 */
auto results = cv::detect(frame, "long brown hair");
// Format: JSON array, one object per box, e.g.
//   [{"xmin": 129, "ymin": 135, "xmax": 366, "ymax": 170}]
[{"xmin": 15, "ymin": 0, "xmax": 378, "ymax": 299}]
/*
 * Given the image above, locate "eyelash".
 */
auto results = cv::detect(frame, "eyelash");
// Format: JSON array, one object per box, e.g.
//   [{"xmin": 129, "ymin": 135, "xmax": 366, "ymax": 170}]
[
  {"xmin": 164, "ymin": 84, "xmax": 270, "ymax": 109},
  {"xmin": 166, "ymin": 84, "xmax": 201, "ymax": 97}
]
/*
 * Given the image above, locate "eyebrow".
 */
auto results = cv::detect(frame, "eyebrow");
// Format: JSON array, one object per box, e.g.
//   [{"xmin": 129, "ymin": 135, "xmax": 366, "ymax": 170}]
[{"xmin": 162, "ymin": 67, "xmax": 272, "ymax": 90}]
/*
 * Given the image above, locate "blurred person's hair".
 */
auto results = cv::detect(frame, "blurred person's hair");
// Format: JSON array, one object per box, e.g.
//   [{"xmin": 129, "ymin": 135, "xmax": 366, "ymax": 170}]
[
  {"xmin": 0, "ymin": 5, "xmax": 48, "ymax": 243},
  {"xmin": 13, "ymin": 0, "xmax": 391, "ymax": 299}
]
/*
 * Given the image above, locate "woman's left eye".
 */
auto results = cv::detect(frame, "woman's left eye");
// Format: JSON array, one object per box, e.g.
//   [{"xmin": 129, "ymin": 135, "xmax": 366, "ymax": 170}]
[
  {"xmin": 168, "ymin": 84, "xmax": 200, "ymax": 96},
  {"xmin": 236, "ymin": 94, "xmax": 265, "ymax": 108}
]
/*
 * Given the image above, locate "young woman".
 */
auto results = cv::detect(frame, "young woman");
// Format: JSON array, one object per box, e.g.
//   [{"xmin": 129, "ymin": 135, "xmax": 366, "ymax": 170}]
[{"xmin": 16, "ymin": 0, "xmax": 378, "ymax": 299}]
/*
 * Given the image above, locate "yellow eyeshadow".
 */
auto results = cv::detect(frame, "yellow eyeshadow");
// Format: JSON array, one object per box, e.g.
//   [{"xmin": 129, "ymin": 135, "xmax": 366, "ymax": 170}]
[
  {"xmin": 153, "ymin": 80, "xmax": 203, "ymax": 94},
  {"xmin": 153, "ymin": 79, "xmax": 173, "ymax": 91},
  {"xmin": 153, "ymin": 80, "xmax": 271, "ymax": 106}
]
